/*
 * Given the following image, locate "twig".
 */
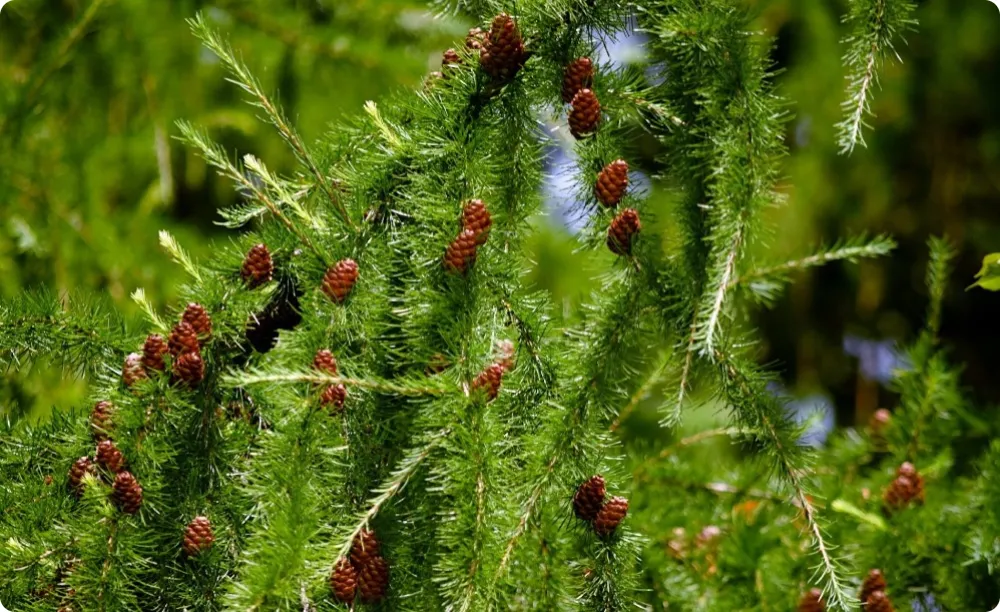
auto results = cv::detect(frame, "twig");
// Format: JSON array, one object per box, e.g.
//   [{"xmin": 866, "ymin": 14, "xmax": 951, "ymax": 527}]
[{"xmin": 495, "ymin": 453, "xmax": 558, "ymax": 579}]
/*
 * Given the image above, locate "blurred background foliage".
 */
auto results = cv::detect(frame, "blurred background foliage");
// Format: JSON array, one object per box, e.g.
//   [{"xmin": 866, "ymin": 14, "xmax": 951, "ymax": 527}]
[{"xmin": 2, "ymin": 0, "xmax": 999, "ymax": 429}]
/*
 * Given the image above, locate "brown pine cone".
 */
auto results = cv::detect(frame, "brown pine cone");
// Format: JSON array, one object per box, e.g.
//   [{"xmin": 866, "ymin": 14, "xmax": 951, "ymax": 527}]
[
  {"xmin": 562, "ymin": 57, "xmax": 594, "ymax": 104},
  {"xmin": 896, "ymin": 462, "xmax": 924, "ymax": 501},
  {"xmin": 595, "ymin": 159, "xmax": 629, "ymax": 208},
  {"xmin": 859, "ymin": 569, "xmax": 887, "ymax": 604},
  {"xmin": 96, "ymin": 439, "xmax": 125, "ymax": 473},
  {"xmin": 122, "ymin": 353, "xmax": 147, "ymax": 388},
  {"xmin": 495, "ymin": 339, "xmax": 515, "ymax": 372},
  {"xmin": 182, "ymin": 303, "xmax": 212, "ymax": 338},
  {"xmin": 797, "ymin": 588, "xmax": 824, "ymax": 612},
  {"xmin": 461, "ymin": 199, "xmax": 492, "ymax": 245},
  {"xmin": 113, "ymin": 471, "xmax": 143, "ymax": 514},
  {"xmin": 607, "ymin": 208, "xmax": 641, "ymax": 256},
  {"xmin": 883, "ymin": 472, "xmax": 922, "ymax": 511},
  {"xmin": 142, "ymin": 334, "xmax": 168, "ymax": 372},
  {"xmin": 442, "ymin": 48, "xmax": 461, "ymax": 69},
  {"xmin": 444, "ymin": 229, "xmax": 479, "ymax": 275},
  {"xmin": 472, "ymin": 362, "xmax": 505, "ymax": 401},
  {"xmin": 330, "ymin": 557, "xmax": 358, "ymax": 603},
  {"xmin": 870, "ymin": 408, "xmax": 891, "ymax": 432},
  {"xmin": 321, "ymin": 384, "xmax": 348, "ymax": 411},
  {"xmin": 241, "ymin": 243, "xmax": 273, "ymax": 289},
  {"xmin": 182, "ymin": 516, "xmax": 215, "ymax": 556},
  {"xmin": 593, "ymin": 496, "xmax": 629, "ymax": 536},
  {"xmin": 572, "ymin": 475, "xmax": 606, "ymax": 522},
  {"xmin": 480, "ymin": 12, "xmax": 526, "ymax": 81},
  {"xmin": 466, "ymin": 27, "xmax": 486, "ymax": 51},
  {"xmin": 168, "ymin": 322, "xmax": 200, "ymax": 357},
  {"xmin": 68, "ymin": 456, "xmax": 95, "ymax": 497},
  {"xmin": 569, "ymin": 88, "xmax": 601, "ymax": 138},
  {"xmin": 357, "ymin": 555, "xmax": 389, "ymax": 604},
  {"xmin": 322, "ymin": 259, "xmax": 359, "ymax": 304},
  {"xmin": 313, "ymin": 349, "xmax": 338, "ymax": 375},
  {"xmin": 90, "ymin": 400, "xmax": 115, "ymax": 441},
  {"xmin": 350, "ymin": 529, "xmax": 381, "ymax": 569},
  {"xmin": 172, "ymin": 351, "xmax": 205, "ymax": 388},
  {"xmin": 865, "ymin": 590, "xmax": 894, "ymax": 612}
]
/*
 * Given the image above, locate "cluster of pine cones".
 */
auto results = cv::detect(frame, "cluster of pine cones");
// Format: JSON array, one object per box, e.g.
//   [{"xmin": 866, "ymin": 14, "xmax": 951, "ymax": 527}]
[
  {"xmin": 593, "ymin": 158, "xmax": 641, "ymax": 256},
  {"xmin": 883, "ymin": 461, "xmax": 925, "ymax": 511},
  {"xmin": 314, "ymin": 348, "xmax": 348, "ymax": 411},
  {"xmin": 66, "ymin": 401, "xmax": 143, "ymax": 515},
  {"xmin": 796, "ymin": 568, "xmax": 896, "ymax": 612},
  {"xmin": 330, "ymin": 528, "xmax": 390, "ymax": 604},
  {"xmin": 563, "ymin": 57, "xmax": 601, "ymax": 139},
  {"xmin": 444, "ymin": 199, "xmax": 492, "ymax": 275},
  {"xmin": 572, "ymin": 475, "xmax": 629, "ymax": 536},
  {"xmin": 124, "ymin": 302, "xmax": 212, "ymax": 391}
]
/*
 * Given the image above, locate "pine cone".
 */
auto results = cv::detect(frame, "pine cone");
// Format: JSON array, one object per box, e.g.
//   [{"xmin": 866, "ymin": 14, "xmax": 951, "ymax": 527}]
[
  {"xmin": 351, "ymin": 529, "xmax": 381, "ymax": 569},
  {"xmin": 112, "ymin": 471, "xmax": 143, "ymax": 514},
  {"xmin": 593, "ymin": 496, "xmax": 628, "ymax": 536},
  {"xmin": 329, "ymin": 557, "xmax": 358, "ymax": 603},
  {"xmin": 96, "ymin": 439, "xmax": 125, "ymax": 473},
  {"xmin": 172, "ymin": 351, "xmax": 205, "ymax": 388},
  {"xmin": 357, "ymin": 555, "xmax": 389, "ymax": 603},
  {"xmin": 480, "ymin": 12, "xmax": 526, "ymax": 81},
  {"xmin": 472, "ymin": 362, "xmax": 505, "ymax": 401},
  {"xmin": 122, "ymin": 353, "xmax": 147, "ymax": 388},
  {"xmin": 182, "ymin": 516, "xmax": 215, "ymax": 556},
  {"xmin": 90, "ymin": 400, "xmax": 115, "ymax": 441},
  {"xmin": 896, "ymin": 461, "xmax": 924, "ymax": 497},
  {"xmin": 859, "ymin": 569, "xmax": 887, "ymax": 604},
  {"xmin": 444, "ymin": 229, "xmax": 479, "ymax": 274},
  {"xmin": 142, "ymin": 334, "xmax": 168, "ymax": 372},
  {"xmin": 321, "ymin": 384, "xmax": 348, "ymax": 411},
  {"xmin": 562, "ymin": 57, "xmax": 594, "ymax": 104},
  {"xmin": 865, "ymin": 590, "xmax": 894, "ymax": 612},
  {"xmin": 168, "ymin": 322, "xmax": 200, "ymax": 357},
  {"xmin": 883, "ymin": 464, "xmax": 924, "ymax": 510},
  {"xmin": 572, "ymin": 475, "xmax": 606, "ymax": 522},
  {"xmin": 182, "ymin": 303, "xmax": 212, "ymax": 338},
  {"xmin": 870, "ymin": 408, "xmax": 891, "ymax": 447},
  {"xmin": 68, "ymin": 456, "xmax": 95, "ymax": 497},
  {"xmin": 495, "ymin": 339, "xmax": 515, "ymax": 372},
  {"xmin": 569, "ymin": 88, "xmax": 601, "ymax": 138},
  {"xmin": 607, "ymin": 208, "xmax": 641, "ymax": 256},
  {"xmin": 442, "ymin": 48, "xmax": 461, "ymax": 69},
  {"xmin": 241, "ymin": 243, "xmax": 273, "ymax": 289},
  {"xmin": 797, "ymin": 588, "xmax": 824, "ymax": 612},
  {"xmin": 466, "ymin": 27, "xmax": 486, "ymax": 51},
  {"xmin": 424, "ymin": 71, "xmax": 444, "ymax": 90},
  {"xmin": 313, "ymin": 349, "xmax": 338, "ymax": 375},
  {"xmin": 595, "ymin": 159, "xmax": 629, "ymax": 208},
  {"xmin": 322, "ymin": 259, "xmax": 359, "ymax": 304},
  {"xmin": 461, "ymin": 199, "xmax": 492, "ymax": 246}
]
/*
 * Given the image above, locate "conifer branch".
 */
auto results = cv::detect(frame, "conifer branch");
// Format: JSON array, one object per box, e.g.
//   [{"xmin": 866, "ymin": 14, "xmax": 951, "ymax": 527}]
[
  {"xmin": 226, "ymin": 370, "xmax": 456, "ymax": 397},
  {"xmin": 188, "ymin": 14, "xmax": 355, "ymax": 230},
  {"xmin": 158, "ymin": 230, "xmax": 202, "ymax": 282},
  {"xmin": 924, "ymin": 236, "xmax": 955, "ymax": 342},
  {"xmin": 495, "ymin": 453, "xmax": 558, "ymax": 579},
  {"xmin": 632, "ymin": 427, "xmax": 744, "ymax": 481}
]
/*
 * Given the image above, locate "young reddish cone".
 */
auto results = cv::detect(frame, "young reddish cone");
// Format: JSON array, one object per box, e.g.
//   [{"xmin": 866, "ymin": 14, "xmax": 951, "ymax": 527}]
[
  {"xmin": 593, "ymin": 496, "xmax": 629, "ymax": 536},
  {"xmin": 142, "ymin": 334, "xmax": 168, "ymax": 371},
  {"xmin": 461, "ymin": 199, "xmax": 492, "ymax": 245},
  {"xmin": 241, "ymin": 243, "xmax": 273, "ymax": 288},
  {"xmin": 797, "ymin": 588, "xmax": 824, "ymax": 612},
  {"xmin": 330, "ymin": 557, "xmax": 358, "ymax": 603},
  {"xmin": 357, "ymin": 556, "xmax": 389, "ymax": 603},
  {"xmin": 595, "ymin": 159, "xmax": 629, "ymax": 208},
  {"xmin": 444, "ymin": 229, "xmax": 480, "ymax": 274},
  {"xmin": 168, "ymin": 322, "xmax": 200, "ymax": 357},
  {"xmin": 96, "ymin": 439, "xmax": 125, "ymax": 473},
  {"xmin": 322, "ymin": 259, "xmax": 359, "ymax": 304},
  {"xmin": 90, "ymin": 400, "xmax": 115, "ymax": 441},
  {"xmin": 182, "ymin": 303, "xmax": 212, "ymax": 338},
  {"xmin": 182, "ymin": 516, "xmax": 215, "ymax": 556},
  {"xmin": 480, "ymin": 12, "xmax": 526, "ymax": 81},
  {"xmin": 569, "ymin": 88, "xmax": 601, "ymax": 138},
  {"xmin": 68, "ymin": 456, "xmax": 95, "ymax": 497},
  {"xmin": 122, "ymin": 353, "xmax": 147, "ymax": 388},
  {"xmin": 113, "ymin": 471, "xmax": 143, "ymax": 514},
  {"xmin": 607, "ymin": 208, "xmax": 641, "ymax": 256},
  {"xmin": 572, "ymin": 475, "xmax": 606, "ymax": 522},
  {"xmin": 562, "ymin": 57, "xmax": 594, "ymax": 104}
]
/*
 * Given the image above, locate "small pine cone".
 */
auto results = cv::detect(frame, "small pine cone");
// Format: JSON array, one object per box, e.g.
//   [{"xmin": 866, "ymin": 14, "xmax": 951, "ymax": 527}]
[
  {"xmin": 96, "ymin": 439, "xmax": 125, "ymax": 473},
  {"xmin": 562, "ymin": 57, "xmax": 594, "ymax": 104},
  {"xmin": 351, "ymin": 529, "xmax": 381, "ymax": 569},
  {"xmin": 472, "ymin": 362, "xmax": 505, "ymax": 401},
  {"xmin": 68, "ymin": 456, "xmax": 95, "ymax": 497},
  {"xmin": 112, "ymin": 471, "xmax": 143, "ymax": 514},
  {"xmin": 466, "ymin": 27, "xmax": 486, "ymax": 51},
  {"xmin": 313, "ymin": 349, "xmax": 338, "ymax": 375},
  {"xmin": 495, "ymin": 339, "xmax": 515, "ymax": 372},
  {"xmin": 90, "ymin": 400, "xmax": 115, "ymax": 441},
  {"xmin": 122, "ymin": 353, "xmax": 147, "ymax": 388},
  {"xmin": 444, "ymin": 229, "xmax": 479, "ymax": 274},
  {"xmin": 883, "ymin": 474, "xmax": 920, "ymax": 511},
  {"xmin": 595, "ymin": 160, "xmax": 629, "ymax": 208},
  {"xmin": 241, "ymin": 243, "xmax": 273, "ymax": 288},
  {"xmin": 321, "ymin": 384, "xmax": 348, "ymax": 411},
  {"xmin": 569, "ymin": 88, "xmax": 601, "ymax": 138},
  {"xmin": 480, "ymin": 12, "xmax": 526, "ymax": 81},
  {"xmin": 572, "ymin": 475, "xmax": 606, "ymax": 522},
  {"xmin": 461, "ymin": 199, "xmax": 492, "ymax": 245},
  {"xmin": 607, "ymin": 208, "xmax": 641, "ymax": 256},
  {"xmin": 442, "ymin": 48, "xmax": 461, "ymax": 69},
  {"xmin": 168, "ymin": 322, "xmax": 200, "ymax": 357},
  {"xmin": 865, "ymin": 590, "xmax": 894, "ymax": 612},
  {"xmin": 329, "ymin": 557, "xmax": 358, "ymax": 603},
  {"xmin": 357, "ymin": 555, "xmax": 389, "ymax": 604},
  {"xmin": 593, "ymin": 496, "xmax": 628, "ymax": 536},
  {"xmin": 797, "ymin": 588, "xmax": 824, "ymax": 612},
  {"xmin": 322, "ymin": 259, "xmax": 359, "ymax": 304},
  {"xmin": 870, "ymin": 408, "xmax": 891, "ymax": 432},
  {"xmin": 182, "ymin": 516, "xmax": 215, "ymax": 556},
  {"xmin": 172, "ymin": 351, "xmax": 205, "ymax": 388},
  {"xmin": 859, "ymin": 569, "xmax": 887, "ymax": 604},
  {"xmin": 896, "ymin": 462, "xmax": 924, "ymax": 501},
  {"xmin": 424, "ymin": 71, "xmax": 444, "ymax": 90},
  {"xmin": 182, "ymin": 303, "xmax": 212, "ymax": 338},
  {"xmin": 142, "ymin": 334, "xmax": 168, "ymax": 372}
]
